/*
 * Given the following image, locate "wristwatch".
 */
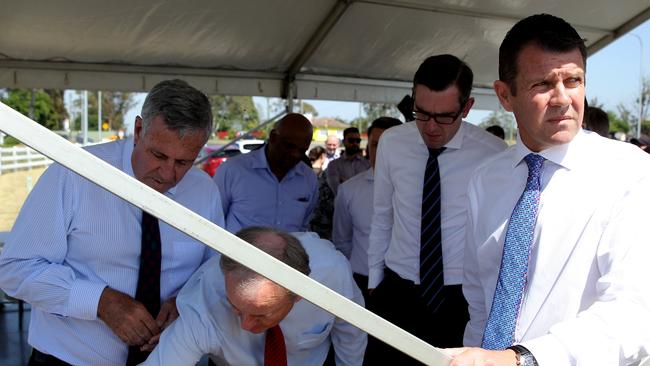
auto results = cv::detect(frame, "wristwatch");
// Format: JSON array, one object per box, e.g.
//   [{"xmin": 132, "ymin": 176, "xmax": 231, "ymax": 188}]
[{"xmin": 507, "ymin": 345, "xmax": 538, "ymax": 366}]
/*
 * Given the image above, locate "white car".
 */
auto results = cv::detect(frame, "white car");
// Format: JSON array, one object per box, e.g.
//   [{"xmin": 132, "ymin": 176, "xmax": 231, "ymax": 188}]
[{"xmin": 234, "ymin": 139, "xmax": 265, "ymax": 153}]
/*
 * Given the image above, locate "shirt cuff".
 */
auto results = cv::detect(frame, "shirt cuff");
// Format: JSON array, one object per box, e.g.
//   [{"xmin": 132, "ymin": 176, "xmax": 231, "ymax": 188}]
[
  {"xmin": 368, "ymin": 267, "xmax": 384, "ymax": 289},
  {"xmin": 521, "ymin": 334, "xmax": 572, "ymax": 366},
  {"xmin": 67, "ymin": 279, "xmax": 108, "ymax": 320}
]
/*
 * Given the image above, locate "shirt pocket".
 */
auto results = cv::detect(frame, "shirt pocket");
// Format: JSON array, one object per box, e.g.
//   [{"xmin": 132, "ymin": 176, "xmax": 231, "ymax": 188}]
[{"xmin": 295, "ymin": 321, "xmax": 333, "ymax": 350}]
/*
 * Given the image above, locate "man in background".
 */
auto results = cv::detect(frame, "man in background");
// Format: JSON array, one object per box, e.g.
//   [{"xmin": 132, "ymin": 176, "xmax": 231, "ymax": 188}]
[
  {"xmin": 366, "ymin": 54, "xmax": 506, "ymax": 364},
  {"xmin": 327, "ymin": 127, "xmax": 371, "ymax": 195},
  {"xmin": 215, "ymin": 113, "xmax": 318, "ymax": 233}
]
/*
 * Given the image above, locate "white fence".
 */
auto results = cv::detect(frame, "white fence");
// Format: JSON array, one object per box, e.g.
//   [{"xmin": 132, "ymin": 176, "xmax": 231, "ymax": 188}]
[{"xmin": 0, "ymin": 146, "xmax": 53, "ymax": 175}]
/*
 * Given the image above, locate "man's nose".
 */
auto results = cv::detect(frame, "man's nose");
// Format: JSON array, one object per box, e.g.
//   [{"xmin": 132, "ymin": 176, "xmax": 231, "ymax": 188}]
[{"xmin": 240, "ymin": 314, "xmax": 256, "ymax": 331}]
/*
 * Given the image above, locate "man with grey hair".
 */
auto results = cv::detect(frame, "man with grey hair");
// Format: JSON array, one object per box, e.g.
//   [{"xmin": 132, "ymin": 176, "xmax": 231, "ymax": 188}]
[
  {"xmin": 142, "ymin": 227, "xmax": 367, "ymax": 365},
  {"xmin": 0, "ymin": 79, "xmax": 225, "ymax": 366}
]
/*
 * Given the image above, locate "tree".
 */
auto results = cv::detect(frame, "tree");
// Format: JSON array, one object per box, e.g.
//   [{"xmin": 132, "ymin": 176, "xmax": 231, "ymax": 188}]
[
  {"xmin": 211, "ymin": 95, "xmax": 260, "ymax": 134},
  {"xmin": 0, "ymin": 88, "xmax": 67, "ymax": 130},
  {"xmin": 479, "ymin": 109, "xmax": 517, "ymax": 141},
  {"xmin": 72, "ymin": 91, "xmax": 136, "ymax": 131},
  {"xmin": 350, "ymin": 102, "xmax": 402, "ymax": 132}
]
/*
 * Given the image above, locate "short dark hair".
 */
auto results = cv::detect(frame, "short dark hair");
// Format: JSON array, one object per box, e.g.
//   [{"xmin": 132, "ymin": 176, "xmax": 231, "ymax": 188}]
[
  {"xmin": 584, "ymin": 106, "xmax": 610, "ymax": 137},
  {"xmin": 308, "ymin": 146, "xmax": 326, "ymax": 162},
  {"xmin": 485, "ymin": 125, "xmax": 506, "ymax": 140},
  {"xmin": 367, "ymin": 117, "xmax": 402, "ymax": 138},
  {"xmin": 141, "ymin": 79, "xmax": 213, "ymax": 141},
  {"xmin": 499, "ymin": 14, "xmax": 587, "ymax": 94},
  {"xmin": 413, "ymin": 54, "xmax": 473, "ymax": 106},
  {"xmin": 343, "ymin": 127, "xmax": 360, "ymax": 139}
]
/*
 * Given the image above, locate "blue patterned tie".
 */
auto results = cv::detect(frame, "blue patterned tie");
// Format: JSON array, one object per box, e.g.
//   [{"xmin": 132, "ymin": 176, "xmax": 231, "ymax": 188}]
[
  {"xmin": 482, "ymin": 153, "xmax": 545, "ymax": 350},
  {"xmin": 420, "ymin": 147, "xmax": 445, "ymax": 312}
]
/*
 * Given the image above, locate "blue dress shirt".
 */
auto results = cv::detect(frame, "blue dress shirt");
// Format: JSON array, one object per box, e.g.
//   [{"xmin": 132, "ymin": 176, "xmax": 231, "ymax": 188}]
[
  {"xmin": 142, "ymin": 232, "xmax": 367, "ymax": 366},
  {"xmin": 214, "ymin": 146, "xmax": 318, "ymax": 233},
  {"xmin": 0, "ymin": 138, "xmax": 225, "ymax": 366}
]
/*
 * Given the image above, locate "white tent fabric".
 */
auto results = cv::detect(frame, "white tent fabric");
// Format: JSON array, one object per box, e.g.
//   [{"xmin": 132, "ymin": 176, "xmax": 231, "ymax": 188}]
[{"xmin": 0, "ymin": 0, "xmax": 649, "ymax": 108}]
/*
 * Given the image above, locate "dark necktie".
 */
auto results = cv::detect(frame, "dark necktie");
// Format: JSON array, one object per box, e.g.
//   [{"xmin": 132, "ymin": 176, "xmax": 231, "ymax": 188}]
[
  {"xmin": 264, "ymin": 324, "xmax": 287, "ymax": 366},
  {"xmin": 419, "ymin": 147, "xmax": 445, "ymax": 313},
  {"xmin": 482, "ymin": 153, "xmax": 545, "ymax": 349},
  {"xmin": 126, "ymin": 211, "xmax": 162, "ymax": 365}
]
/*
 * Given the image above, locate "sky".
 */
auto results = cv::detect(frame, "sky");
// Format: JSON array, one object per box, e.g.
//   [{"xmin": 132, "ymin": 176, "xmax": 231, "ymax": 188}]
[{"xmin": 118, "ymin": 18, "xmax": 650, "ymax": 133}]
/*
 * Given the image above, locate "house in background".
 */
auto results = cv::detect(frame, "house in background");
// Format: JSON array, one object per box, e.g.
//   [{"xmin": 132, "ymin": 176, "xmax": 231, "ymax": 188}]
[{"xmin": 310, "ymin": 117, "xmax": 351, "ymax": 142}]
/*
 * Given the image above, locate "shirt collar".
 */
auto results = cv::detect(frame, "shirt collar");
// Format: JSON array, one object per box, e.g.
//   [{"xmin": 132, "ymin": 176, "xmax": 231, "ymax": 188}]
[
  {"xmin": 122, "ymin": 137, "xmax": 178, "ymax": 196},
  {"xmin": 365, "ymin": 167, "xmax": 374, "ymax": 181},
  {"xmin": 415, "ymin": 120, "xmax": 466, "ymax": 151},
  {"xmin": 512, "ymin": 129, "xmax": 585, "ymax": 171},
  {"xmin": 251, "ymin": 145, "xmax": 305, "ymax": 178}
]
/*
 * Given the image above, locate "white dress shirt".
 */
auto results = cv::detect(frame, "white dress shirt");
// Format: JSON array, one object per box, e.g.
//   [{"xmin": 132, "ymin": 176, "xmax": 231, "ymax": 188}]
[
  {"xmin": 142, "ymin": 232, "xmax": 366, "ymax": 366},
  {"xmin": 0, "ymin": 138, "xmax": 225, "ymax": 366},
  {"xmin": 463, "ymin": 130, "xmax": 650, "ymax": 365},
  {"xmin": 368, "ymin": 121, "xmax": 506, "ymax": 288},
  {"xmin": 332, "ymin": 168, "xmax": 374, "ymax": 276}
]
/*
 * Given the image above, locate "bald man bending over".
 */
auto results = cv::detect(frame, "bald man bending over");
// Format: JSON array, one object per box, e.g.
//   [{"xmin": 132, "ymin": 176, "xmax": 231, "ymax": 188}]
[{"xmin": 215, "ymin": 113, "xmax": 318, "ymax": 233}]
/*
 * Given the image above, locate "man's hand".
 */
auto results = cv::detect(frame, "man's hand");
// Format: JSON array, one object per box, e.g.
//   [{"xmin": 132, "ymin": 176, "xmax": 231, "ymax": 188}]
[
  {"xmin": 97, "ymin": 287, "xmax": 160, "ymax": 346},
  {"xmin": 445, "ymin": 347, "xmax": 518, "ymax": 366},
  {"xmin": 139, "ymin": 297, "xmax": 179, "ymax": 352}
]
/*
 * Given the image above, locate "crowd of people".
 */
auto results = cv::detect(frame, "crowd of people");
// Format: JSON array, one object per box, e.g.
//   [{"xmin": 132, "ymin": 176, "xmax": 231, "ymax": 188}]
[{"xmin": 1, "ymin": 13, "xmax": 650, "ymax": 366}]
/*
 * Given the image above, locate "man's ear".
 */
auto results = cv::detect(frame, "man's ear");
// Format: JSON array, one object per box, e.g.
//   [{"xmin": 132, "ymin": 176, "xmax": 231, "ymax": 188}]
[
  {"xmin": 134, "ymin": 116, "xmax": 143, "ymax": 144},
  {"xmin": 461, "ymin": 97, "xmax": 475, "ymax": 118},
  {"xmin": 494, "ymin": 80, "xmax": 514, "ymax": 112}
]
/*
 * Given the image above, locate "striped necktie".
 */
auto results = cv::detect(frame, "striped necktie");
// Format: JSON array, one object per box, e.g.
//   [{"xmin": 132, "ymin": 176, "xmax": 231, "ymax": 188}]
[
  {"xmin": 420, "ymin": 147, "xmax": 445, "ymax": 312},
  {"xmin": 482, "ymin": 153, "xmax": 545, "ymax": 349}
]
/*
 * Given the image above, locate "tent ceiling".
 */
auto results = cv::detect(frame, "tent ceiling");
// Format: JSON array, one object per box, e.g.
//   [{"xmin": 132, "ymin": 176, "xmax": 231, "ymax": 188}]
[{"xmin": 1, "ymin": 0, "xmax": 649, "ymax": 108}]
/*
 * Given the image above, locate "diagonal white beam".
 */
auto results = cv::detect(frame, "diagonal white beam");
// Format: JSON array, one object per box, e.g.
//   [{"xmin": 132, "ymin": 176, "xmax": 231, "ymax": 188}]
[{"xmin": 0, "ymin": 101, "xmax": 451, "ymax": 366}]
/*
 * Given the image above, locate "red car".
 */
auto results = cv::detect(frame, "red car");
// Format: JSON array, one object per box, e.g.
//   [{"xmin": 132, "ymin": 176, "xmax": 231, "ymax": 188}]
[{"xmin": 198, "ymin": 145, "xmax": 241, "ymax": 177}]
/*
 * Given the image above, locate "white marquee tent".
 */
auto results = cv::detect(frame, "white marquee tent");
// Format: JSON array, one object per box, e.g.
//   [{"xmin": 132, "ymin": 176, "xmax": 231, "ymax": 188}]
[{"xmin": 1, "ymin": 0, "xmax": 649, "ymax": 109}]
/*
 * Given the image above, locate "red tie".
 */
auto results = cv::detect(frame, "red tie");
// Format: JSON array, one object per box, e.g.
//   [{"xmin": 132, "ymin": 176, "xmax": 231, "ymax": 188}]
[{"xmin": 264, "ymin": 325, "xmax": 287, "ymax": 366}]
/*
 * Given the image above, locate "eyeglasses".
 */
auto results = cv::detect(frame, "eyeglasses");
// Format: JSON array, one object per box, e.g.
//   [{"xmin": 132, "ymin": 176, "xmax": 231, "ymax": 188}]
[
  {"xmin": 411, "ymin": 102, "xmax": 466, "ymax": 125},
  {"xmin": 346, "ymin": 138, "xmax": 362, "ymax": 144}
]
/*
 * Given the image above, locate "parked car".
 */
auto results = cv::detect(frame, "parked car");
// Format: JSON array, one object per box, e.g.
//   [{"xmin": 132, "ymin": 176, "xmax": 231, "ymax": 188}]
[
  {"xmin": 234, "ymin": 139, "xmax": 265, "ymax": 153},
  {"xmin": 198, "ymin": 145, "xmax": 241, "ymax": 177}
]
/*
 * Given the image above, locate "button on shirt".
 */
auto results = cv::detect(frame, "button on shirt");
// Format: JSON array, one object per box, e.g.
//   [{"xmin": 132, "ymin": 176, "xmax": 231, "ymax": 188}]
[
  {"xmin": 368, "ymin": 121, "xmax": 506, "ymax": 288},
  {"xmin": 0, "ymin": 138, "xmax": 225, "ymax": 366},
  {"xmin": 142, "ymin": 232, "xmax": 367, "ymax": 366},
  {"xmin": 327, "ymin": 152, "xmax": 371, "ymax": 195},
  {"xmin": 332, "ymin": 168, "xmax": 374, "ymax": 276},
  {"xmin": 463, "ymin": 130, "xmax": 650, "ymax": 365},
  {"xmin": 215, "ymin": 147, "xmax": 318, "ymax": 233}
]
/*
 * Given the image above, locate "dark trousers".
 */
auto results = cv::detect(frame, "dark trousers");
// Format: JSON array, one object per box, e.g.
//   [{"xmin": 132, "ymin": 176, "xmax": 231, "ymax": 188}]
[
  {"xmin": 28, "ymin": 349, "xmax": 71, "ymax": 366},
  {"xmin": 364, "ymin": 268, "xmax": 469, "ymax": 365},
  {"xmin": 353, "ymin": 273, "xmax": 370, "ymax": 304}
]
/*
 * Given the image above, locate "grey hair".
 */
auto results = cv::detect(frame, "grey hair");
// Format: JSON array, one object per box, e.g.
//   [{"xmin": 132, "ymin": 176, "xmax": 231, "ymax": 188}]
[
  {"xmin": 220, "ymin": 226, "xmax": 311, "ymax": 298},
  {"xmin": 140, "ymin": 79, "xmax": 213, "ymax": 141}
]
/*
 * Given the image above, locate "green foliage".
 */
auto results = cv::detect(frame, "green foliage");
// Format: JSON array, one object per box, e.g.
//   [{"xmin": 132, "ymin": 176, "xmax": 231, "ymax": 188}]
[
  {"xmin": 211, "ymin": 95, "xmax": 260, "ymax": 133},
  {"xmin": 2, "ymin": 135, "xmax": 21, "ymax": 147},
  {"xmin": 72, "ymin": 91, "xmax": 136, "ymax": 131},
  {"xmin": 1, "ymin": 89, "xmax": 67, "ymax": 129},
  {"xmin": 350, "ymin": 102, "xmax": 401, "ymax": 132}
]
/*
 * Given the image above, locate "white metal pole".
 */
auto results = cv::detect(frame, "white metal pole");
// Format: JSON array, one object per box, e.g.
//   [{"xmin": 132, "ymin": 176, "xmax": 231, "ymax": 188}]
[
  {"xmin": 630, "ymin": 33, "xmax": 644, "ymax": 139},
  {"xmin": 0, "ymin": 101, "xmax": 450, "ymax": 366},
  {"xmin": 82, "ymin": 91, "xmax": 88, "ymax": 145},
  {"xmin": 98, "ymin": 91, "xmax": 102, "ymax": 141}
]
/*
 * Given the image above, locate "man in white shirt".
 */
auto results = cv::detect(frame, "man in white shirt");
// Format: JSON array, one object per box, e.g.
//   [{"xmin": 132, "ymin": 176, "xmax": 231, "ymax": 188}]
[
  {"xmin": 332, "ymin": 117, "xmax": 402, "ymax": 301},
  {"xmin": 142, "ymin": 227, "xmax": 366, "ymax": 366},
  {"xmin": 0, "ymin": 79, "xmax": 225, "ymax": 366},
  {"xmin": 323, "ymin": 135, "xmax": 341, "ymax": 170},
  {"xmin": 448, "ymin": 14, "xmax": 650, "ymax": 366},
  {"xmin": 366, "ymin": 54, "xmax": 506, "ymax": 364}
]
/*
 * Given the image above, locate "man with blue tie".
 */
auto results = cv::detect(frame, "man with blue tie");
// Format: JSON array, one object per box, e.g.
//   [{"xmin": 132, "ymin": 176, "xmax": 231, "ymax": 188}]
[{"xmin": 449, "ymin": 14, "xmax": 650, "ymax": 366}]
